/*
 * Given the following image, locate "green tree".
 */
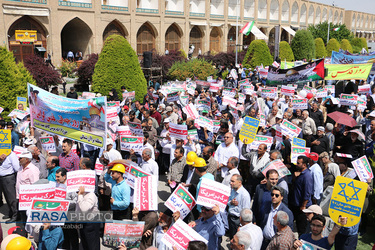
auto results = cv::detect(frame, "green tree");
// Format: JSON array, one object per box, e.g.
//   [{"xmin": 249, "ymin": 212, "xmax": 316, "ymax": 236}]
[
  {"xmin": 351, "ymin": 37, "xmax": 363, "ymax": 53},
  {"xmin": 0, "ymin": 47, "xmax": 36, "ymax": 118},
  {"xmin": 92, "ymin": 34, "xmax": 147, "ymax": 101},
  {"xmin": 340, "ymin": 39, "xmax": 353, "ymax": 53},
  {"xmin": 242, "ymin": 40, "xmax": 273, "ymax": 69},
  {"xmin": 361, "ymin": 37, "xmax": 368, "ymax": 52},
  {"xmin": 315, "ymin": 38, "xmax": 327, "ymax": 58},
  {"xmin": 308, "ymin": 22, "xmax": 353, "ymax": 43},
  {"xmin": 326, "ymin": 38, "xmax": 340, "ymax": 57},
  {"xmin": 291, "ymin": 30, "xmax": 316, "ymax": 60},
  {"xmin": 279, "ymin": 41, "xmax": 295, "ymax": 61},
  {"xmin": 168, "ymin": 58, "xmax": 216, "ymax": 81}
]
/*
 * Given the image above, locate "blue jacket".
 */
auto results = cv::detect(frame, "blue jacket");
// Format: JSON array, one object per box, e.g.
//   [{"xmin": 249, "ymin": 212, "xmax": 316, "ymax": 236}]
[
  {"xmin": 11, "ymin": 130, "xmax": 19, "ymax": 150},
  {"xmin": 105, "ymin": 173, "xmax": 131, "ymax": 210},
  {"xmin": 259, "ymin": 202, "xmax": 294, "ymax": 232},
  {"xmin": 38, "ymin": 226, "xmax": 64, "ymax": 250}
]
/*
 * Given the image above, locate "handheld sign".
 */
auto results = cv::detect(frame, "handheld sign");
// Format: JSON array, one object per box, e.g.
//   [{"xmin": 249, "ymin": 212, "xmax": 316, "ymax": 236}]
[
  {"xmin": 239, "ymin": 116, "xmax": 260, "ymax": 144},
  {"xmin": 17, "ymin": 97, "xmax": 27, "ymax": 110},
  {"xmin": 40, "ymin": 136, "xmax": 56, "ymax": 153},
  {"xmin": 165, "ymin": 184, "xmax": 196, "ymax": 219},
  {"xmin": 351, "ymin": 156, "xmax": 374, "ymax": 182},
  {"xmin": 329, "ymin": 176, "xmax": 368, "ymax": 227},
  {"xmin": 292, "ymin": 137, "xmax": 306, "ymax": 147},
  {"xmin": 0, "ymin": 129, "xmax": 12, "ymax": 156}
]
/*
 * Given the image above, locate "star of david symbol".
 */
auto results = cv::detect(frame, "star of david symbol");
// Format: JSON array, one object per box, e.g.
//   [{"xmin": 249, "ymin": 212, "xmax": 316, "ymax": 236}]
[
  {"xmin": 337, "ymin": 181, "xmax": 361, "ymax": 202},
  {"xmin": 0, "ymin": 131, "xmax": 8, "ymax": 143}
]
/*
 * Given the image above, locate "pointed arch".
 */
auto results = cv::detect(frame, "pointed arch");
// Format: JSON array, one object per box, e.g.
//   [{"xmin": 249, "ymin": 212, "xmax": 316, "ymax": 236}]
[
  {"xmin": 209, "ymin": 27, "xmax": 222, "ymax": 53},
  {"xmin": 103, "ymin": 20, "xmax": 128, "ymax": 41},
  {"xmin": 189, "ymin": 26, "xmax": 203, "ymax": 56},
  {"xmin": 258, "ymin": 0, "xmax": 267, "ymax": 19},
  {"xmin": 315, "ymin": 7, "xmax": 321, "ymax": 24},
  {"xmin": 270, "ymin": 0, "xmax": 279, "ymax": 21},
  {"xmin": 291, "ymin": 1, "xmax": 298, "ymax": 23},
  {"xmin": 227, "ymin": 26, "xmax": 237, "ymax": 52},
  {"xmin": 137, "ymin": 22, "xmax": 156, "ymax": 55},
  {"xmin": 281, "ymin": 0, "xmax": 289, "ymax": 21},
  {"xmin": 322, "ymin": 8, "xmax": 327, "ymax": 21},
  {"xmin": 165, "ymin": 23, "xmax": 182, "ymax": 51},
  {"xmin": 300, "ymin": 3, "xmax": 307, "ymax": 24}
]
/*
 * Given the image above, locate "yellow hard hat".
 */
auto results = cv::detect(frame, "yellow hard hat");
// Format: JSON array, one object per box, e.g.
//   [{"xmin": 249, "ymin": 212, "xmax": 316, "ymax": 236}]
[
  {"xmin": 193, "ymin": 157, "xmax": 207, "ymax": 168},
  {"xmin": 6, "ymin": 236, "xmax": 31, "ymax": 250},
  {"xmin": 111, "ymin": 163, "xmax": 126, "ymax": 174},
  {"xmin": 186, "ymin": 151, "xmax": 198, "ymax": 165}
]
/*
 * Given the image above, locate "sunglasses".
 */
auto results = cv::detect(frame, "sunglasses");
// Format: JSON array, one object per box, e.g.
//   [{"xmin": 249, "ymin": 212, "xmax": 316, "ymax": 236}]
[{"xmin": 271, "ymin": 193, "xmax": 280, "ymax": 198}]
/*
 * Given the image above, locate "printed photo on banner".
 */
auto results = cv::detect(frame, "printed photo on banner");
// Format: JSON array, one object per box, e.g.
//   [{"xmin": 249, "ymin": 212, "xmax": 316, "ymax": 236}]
[
  {"xmin": 103, "ymin": 220, "xmax": 145, "ymax": 249},
  {"xmin": 17, "ymin": 96, "xmax": 27, "ymax": 110}
]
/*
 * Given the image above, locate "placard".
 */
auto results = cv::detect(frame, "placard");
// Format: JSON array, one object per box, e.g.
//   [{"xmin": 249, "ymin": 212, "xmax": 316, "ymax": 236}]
[
  {"xmin": 95, "ymin": 158, "xmax": 104, "ymax": 175},
  {"xmin": 186, "ymin": 85, "xmax": 195, "ymax": 95},
  {"xmin": 126, "ymin": 164, "xmax": 151, "ymax": 189},
  {"xmin": 40, "ymin": 136, "xmax": 56, "ymax": 153},
  {"xmin": 261, "ymin": 88, "xmax": 277, "ymax": 99},
  {"xmin": 351, "ymin": 156, "xmax": 374, "ymax": 182},
  {"xmin": 292, "ymin": 137, "xmax": 306, "ymax": 147},
  {"xmin": 239, "ymin": 116, "xmax": 260, "ymax": 144},
  {"xmin": 120, "ymin": 136, "xmax": 144, "ymax": 153},
  {"xmin": 8, "ymin": 109, "xmax": 29, "ymax": 120},
  {"xmin": 196, "ymin": 178, "xmax": 230, "ymax": 212},
  {"xmin": 169, "ymin": 123, "xmax": 188, "ymax": 140},
  {"xmin": 103, "ymin": 220, "xmax": 145, "ymax": 249},
  {"xmin": 222, "ymin": 96, "xmax": 237, "ymax": 109},
  {"xmin": 107, "ymin": 107, "xmax": 120, "ymax": 124},
  {"xmin": 242, "ymin": 84, "xmax": 254, "ymax": 95},
  {"xmin": 357, "ymin": 99, "xmax": 367, "ymax": 112},
  {"xmin": 196, "ymin": 116, "xmax": 213, "ymax": 132},
  {"xmin": 0, "ymin": 129, "xmax": 12, "ymax": 156},
  {"xmin": 261, "ymin": 159, "xmax": 291, "ymax": 178},
  {"xmin": 195, "ymin": 100, "xmax": 211, "ymax": 111},
  {"xmin": 238, "ymin": 93, "xmax": 245, "ymax": 104},
  {"xmin": 340, "ymin": 94, "xmax": 358, "ymax": 106},
  {"xmin": 66, "ymin": 170, "xmax": 96, "ymax": 193},
  {"xmin": 165, "ymin": 184, "xmax": 196, "ymax": 219},
  {"xmin": 19, "ymin": 183, "xmax": 55, "ymax": 210},
  {"xmin": 213, "ymin": 120, "xmax": 220, "ymax": 133},
  {"xmin": 188, "ymin": 129, "xmax": 198, "ymax": 141},
  {"xmin": 209, "ymin": 83, "xmax": 221, "ymax": 93},
  {"xmin": 27, "ymin": 198, "xmax": 70, "ymax": 226},
  {"xmin": 280, "ymin": 119, "xmax": 302, "ymax": 138},
  {"xmin": 358, "ymin": 84, "xmax": 371, "ymax": 94},
  {"xmin": 316, "ymin": 88, "xmax": 328, "ymax": 98},
  {"xmin": 280, "ymin": 86, "xmax": 295, "ymax": 96},
  {"xmin": 325, "ymin": 85, "xmax": 335, "ymax": 96},
  {"xmin": 122, "ymin": 91, "xmax": 135, "ymax": 100},
  {"xmin": 292, "ymin": 99, "xmax": 308, "ymax": 110},
  {"xmin": 54, "ymin": 186, "xmax": 67, "ymax": 200},
  {"xmin": 167, "ymin": 92, "xmax": 180, "ymax": 102},
  {"xmin": 134, "ymin": 175, "xmax": 158, "ymax": 211},
  {"xmin": 82, "ymin": 92, "xmax": 96, "ymax": 99},
  {"xmin": 117, "ymin": 126, "xmax": 132, "ymax": 136},
  {"xmin": 128, "ymin": 122, "xmax": 143, "ymax": 136},
  {"xmin": 249, "ymin": 135, "xmax": 273, "ymax": 151},
  {"xmin": 223, "ymin": 87, "xmax": 236, "ymax": 98},
  {"xmin": 17, "ymin": 97, "xmax": 27, "ymax": 110},
  {"xmin": 182, "ymin": 103, "xmax": 199, "ymax": 120},
  {"xmin": 291, "ymin": 146, "xmax": 310, "ymax": 164}
]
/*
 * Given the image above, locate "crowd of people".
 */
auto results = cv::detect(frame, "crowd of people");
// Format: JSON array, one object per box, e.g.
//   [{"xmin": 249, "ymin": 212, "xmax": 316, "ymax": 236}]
[{"xmin": 0, "ymin": 69, "xmax": 374, "ymax": 250}]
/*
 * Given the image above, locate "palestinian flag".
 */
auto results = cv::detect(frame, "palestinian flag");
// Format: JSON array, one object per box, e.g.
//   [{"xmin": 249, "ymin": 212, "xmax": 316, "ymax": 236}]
[
  {"xmin": 333, "ymin": 27, "xmax": 340, "ymax": 31},
  {"xmin": 240, "ymin": 21, "xmax": 254, "ymax": 36}
]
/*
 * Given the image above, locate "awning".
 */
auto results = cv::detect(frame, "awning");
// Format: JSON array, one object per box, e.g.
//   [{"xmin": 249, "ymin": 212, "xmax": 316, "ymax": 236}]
[
  {"xmin": 230, "ymin": 23, "xmax": 242, "ymax": 27},
  {"xmin": 190, "ymin": 21, "xmax": 207, "ymax": 26},
  {"xmin": 282, "ymin": 26, "xmax": 296, "ymax": 36},
  {"xmin": 3, "ymin": 5, "xmax": 49, "ymax": 16},
  {"xmin": 210, "ymin": 23, "xmax": 224, "ymax": 27},
  {"xmin": 251, "ymin": 25, "xmax": 268, "ymax": 40}
]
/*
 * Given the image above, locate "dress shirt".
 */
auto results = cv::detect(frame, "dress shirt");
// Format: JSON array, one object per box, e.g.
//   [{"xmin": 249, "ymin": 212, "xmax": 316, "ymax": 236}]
[
  {"xmin": 239, "ymin": 223, "xmax": 263, "ymax": 250},
  {"xmin": 302, "ymin": 117, "xmax": 317, "ymax": 136},
  {"xmin": 59, "ymin": 151, "xmax": 80, "ymax": 172},
  {"xmin": 185, "ymin": 168, "xmax": 194, "ymax": 184},
  {"xmin": 265, "ymin": 226, "xmax": 295, "ymax": 250},
  {"xmin": 104, "ymin": 173, "xmax": 131, "ymax": 211},
  {"xmin": 228, "ymin": 185, "xmax": 251, "ymax": 217},
  {"xmin": 214, "ymin": 142, "xmax": 239, "ymax": 178},
  {"xmin": 291, "ymin": 168, "xmax": 313, "ymax": 208},
  {"xmin": 105, "ymin": 148, "xmax": 122, "ymax": 162},
  {"xmin": 31, "ymin": 153, "xmax": 48, "ymax": 179},
  {"xmin": 263, "ymin": 204, "xmax": 280, "ymax": 240},
  {"xmin": 76, "ymin": 192, "xmax": 99, "ymax": 217},
  {"xmin": 16, "ymin": 162, "xmax": 40, "ymax": 198},
  {"xmin": 159, "ymin": 129, "xmax": 172, "ymax": 154},
  {"xmin": 310, "ymin": 163, "xmax": 323, "ymax": 200},
  {"xmin": 222, "ymin": 168, "xmax": 240, "ymax": 187},
  {"xmin": 168, "ymin": 156, "xmax": 186, "ymax": 182},
  {"xmin": 141, "ymin": 158, "xmax": 159, "ymax": 177},
  {"xmin": 170, "ymin": 143, "xmax": 197, "ymax": 166},
  {"xmin": 193, "ymin": 213, "xmax": 226, "ymax": 250},
  {"xmin": 0, "ymin": 152, "xmax": 20, "ymax": 176}
]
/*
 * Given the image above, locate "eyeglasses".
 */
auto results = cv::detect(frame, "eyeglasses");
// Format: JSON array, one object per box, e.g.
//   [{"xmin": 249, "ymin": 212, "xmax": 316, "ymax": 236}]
[
  {"xmin": 310, "ymin": 224, "xmax": 323, "ymax": 228},
  {"xmin": 271, "ymin": 193, "xmax": 280, "ymax": 198}
]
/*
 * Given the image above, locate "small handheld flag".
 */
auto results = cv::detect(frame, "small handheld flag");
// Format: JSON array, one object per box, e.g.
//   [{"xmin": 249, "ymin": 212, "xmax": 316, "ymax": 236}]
[
  {"xmin": 333, "ymin": 27, "xmax": 340, "ymax": 31},
  {"xmin": 240, "ymin": 21, "xmax": 254, "ymax": 36}
]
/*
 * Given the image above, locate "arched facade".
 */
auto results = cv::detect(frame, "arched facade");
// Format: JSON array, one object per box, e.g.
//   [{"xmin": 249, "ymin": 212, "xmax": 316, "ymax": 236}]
[
  {"xmin": 137, "ymin": 23, "xmax": 156, "ymax": 55},
  {"xmin": 300, "ymin": 3, "xmax": 307, "ymax": 24},
  {"xmin": 165, "ymin": 24, "xmax": 182, "ymax": 52},
  {"xmin": 103, "ymin": 20, "xmax": 127, "ymax": 41},
  {"xmin": 209, "ymin": 27, "xmax": 221, "ymax": 53},
  {"xmin": 189, "ymin": 26, "xmax": 202, "ymax": 56},
  {"xmin": 269, "ymin": 0, "xmax": 279, "ymax": 21},
  {"xmin": 315, "ymin": 7, "xmax": 321, "ymax": 24},
  {"xmin": 291, "ymin": 2, "xmax": 299, "ymax": 23},
  {"xmin": 258, "ymin": 0, "xmax": 267, "ymax": 20},
  {"xmin": 281, "ymin": 0, "xmax": 289, "ymax": 21},
  {"xmin": 227, "ymin": 26, "xmax": 236, "ymax": 52}
]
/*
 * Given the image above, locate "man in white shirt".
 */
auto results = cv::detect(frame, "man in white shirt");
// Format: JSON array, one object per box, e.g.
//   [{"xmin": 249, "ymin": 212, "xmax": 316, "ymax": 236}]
[
  {"xmin": 239, "ymin": 208, "xmax": 263, "ymax": 250},
  {"xmin": 141, "ymin": 148, "xmax": 159, "ymax": 177},
  {"xmin": 159, "ymin": 118, "xmax": 172, "ymax": 174},
  {"xmin": 104, "ymin": 138, "xmax": 122, "ymax": 162},
  {"xmin": 143, "ymin": 131, "xmax": 155, "ymax": 160},
  {"xmin": 214, "ymin": 132, "xmax": 239, "ymax": 179},
  {"xmin": 222, "ymin": 157, "xmax": 240, "ymax": 186}
]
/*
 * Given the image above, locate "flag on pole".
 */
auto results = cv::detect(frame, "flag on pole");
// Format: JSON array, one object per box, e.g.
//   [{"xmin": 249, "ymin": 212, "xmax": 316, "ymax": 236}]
[
  {"xmin": 333, "ymin": 27, "xmax": 340, "ymax": 31},
  {"xmin": 240, "ymin": 21, "xmax": 255, "ymax": 36}
]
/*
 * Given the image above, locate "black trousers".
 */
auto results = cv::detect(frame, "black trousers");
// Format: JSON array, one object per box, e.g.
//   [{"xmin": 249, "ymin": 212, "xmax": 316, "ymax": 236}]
[
  {"xmin": 334, "ymin": 233, "xmax": 358, "ymax": 250},
  {"xmin": 291, "ymin": 205, "xmax": 308, "ymax": 236},
  {"xmin": 62, "ymin": 223, "xmax": 79, "ymax": 250},
  {"xmin": 0, "ymin": 173, "xmax": 18, "ymax": 219},
  {"xmin": 80, "ymin": 222, "xmax": 100, "ymax": 250},
  {"xmin": 228, "ymin": 213, "xmax": 240, "ymax": 239}
]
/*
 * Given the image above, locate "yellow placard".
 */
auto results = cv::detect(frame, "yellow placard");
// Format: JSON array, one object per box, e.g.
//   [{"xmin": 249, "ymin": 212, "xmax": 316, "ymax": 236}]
[
  {"xmin": 329, "ymin": 176, "xmax": 368, "ymax": 227},
  {"xmin": 17, "ymin": 97, "xmax": 27, "ymax": 111},
  {"xmin": 0, "ymin": 130, "xmax": 12, "ymax": 156},
  {"xmin": 15, "ymin": 30, "xmax": 37, "ymax": 43},
  {"xmin": 239, "ymin": 116, "xmax": 260, "ymax": 144}
]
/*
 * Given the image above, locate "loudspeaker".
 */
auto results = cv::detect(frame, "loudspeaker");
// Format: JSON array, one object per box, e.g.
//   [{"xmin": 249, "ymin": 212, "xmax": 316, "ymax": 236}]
[{"xmin": 143, "ymin": 51, "xmax": 152, "ymax": 68}]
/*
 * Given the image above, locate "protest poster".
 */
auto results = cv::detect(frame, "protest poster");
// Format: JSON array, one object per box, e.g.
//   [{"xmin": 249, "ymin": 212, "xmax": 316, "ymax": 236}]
[
  {"xmin": 325, "ymin": 63, "xmax": 372, "ymax": 80},
  {"xmin": 161, "ymin": 219, "xmax": 208, "ymax": 250},
  {"xmin": 19, "ymin": 183, "xmax": 56, "ymax": 210},
  {"xmin": 325, "ymin": 85, "xmax": 335, "ymax": 96},
  {"xmin": 300, "ymin": 240, "xmax": 323, "ymax": 250},
  {"xmin": 266, "ymin": 59, "xmax": 325, "ymax": 85},
  {"xmin": 28, "ymin": 83, "xmax": 107, "ymax": 148},
  {"xmin": 107, "ymin": 107, "xmax": 120, "ymax": 124},
  {"xmin": 315, "ymin": 88, "xmax": 328, "ymax": 98},
  {"xmin": 213, "ymin": 120, "xmax": 220, "ymax": 133},
  {"xmin": 165, "ymin": 185, "xmax": 196, "ymax": 219},
  {"xmin": 120, "ymin": 136, "xmax": 144, "ymax": 153},
  {"xmin": 292, "ymin": 137, "xmax": 306, "ymax": 147},
  {"xmin": 134, "ymin": 175, "xmax": 158, "ymax": 211},
  {"xmin": 182, "ymin": 103, "xmax": 199, "ymax": 120},
  {"xmin": 331, "ymin": 50, "xmax": 375, "ymax": 64},
  {"xmin": 186, "ymin": 85, "xmax": 195, "ymax": 95},
  {"xmin": 54, "ymin": 185, "xmax": 67, "ymax": 200},
  {"xmin": 122, "ymin": 91, "xmax": 135, "ymax": 100},
  {"xmin": 195, "ymin": 80, "xmax": 211, "ymax": 88},
  {"xmin": 239, "ymin": 116, "xmax": 260, "ymax": 144},
  {"xmin": 291, "ymin": 146, "xmax": 310, "ymax": 164},
  {"xmin": 179, "ymin": 95, "xmax": 189, "ymax": 106},
  {"xmin": 357, "ymin": 99, "xmax": 367, "ymax": 112},
  {"xmin": 13, "ymin": 145, "xmax": 27, "ymax": 156},
  {"xmin": 261, "ymin": 88, "xmax": 277, "ymax": 99},
  {"xmin": 329, "ymin": 176, "xmax": 368, "ymax": 227},
  {"xmin": 196, "ymin": 116, "xmax": 213, "ymax": 132},
  {"xmin": 128, "ymin": 122, "xmax": 143, "ymax": 136},
  {"xmin": 292, "ymin": 98, "xmax": 308, "ymax": 109},
  {"xmin": 275, "ymin": 125, "xmax": 283, "ymax": 142},
  {"xmin": 95, "ymin": 158, "xmax": 104, "ymax": 175},
  {"xmin": 27, "ymin": 198, "xmax": 70, "ymax": 226},
  {"xmin": 340, "ymin": 94, "xmax": 358, "ymax": 106},
  {"xmin": 238, "ymin": 79, "xmax": 249, "ymax": 87},
  {"xmin": 209, "ymin": 83, "xmax": 221, "ymax": 93},
  {"xmin": 280, "ymin": 85, "xmax": 295, "ymax": 96},
  {"xmin": 223, "ymin": 87, "xmax": 236, "ymax": 98},
  {"xmin": 0, "ymin": 129, "xmax": 12, "ymax": 156},
  {"xmin": 66, "ymin": 170, "xmax": 96, "ymax": 193},
  {"xmin": 8, "ymin": 109, "xmax": 29, "ymax": 120},
  {"xmin": 188, "ymin": 129, "xmax": 198, "ymax": 141},
  {"xmin": 259, "ymin": 67, "xmax": 268, "ymax": 78},
  {"xmin": 40, "ymin": 136, "xmax": 56, "ymax": 153},
  {"xmin": 222, "ymin": 96, "xmax": 237, "ymax": 109},
  {"xmin": 17, "ymin": 97, "xmax": 27, "ymax": 110},
  {"xmin": 351, "ymin": 156, "xmax": 374, "ymax": 182},
  {"xmin": 103, "ymin": 220, "xmax": 145, "ymax": 249},
  {"xmin": 82, "ymin": 92, "xmax": 96, "ymax": 99},
  {"xmin": 280, "ymin": 119, "xmax": 302, "ymax": 138},
  {"xmin": 358, "ymin": 84, "xmax": 371, "ymax": 94},
  {"xmin": 249, "ymin": 135, "xmax": 273, "ymax": 151},
  {"xmin": 261, "ymin": 159, "xmax": 291, "ymax": 178},
  {"xmin": 196, "ymin": 178, "xmax": 230, "ymax": 212},
  {"xmin": 167, "ymin": 92, "xmax": 179, "ymax": 102},
  {"xmin": 303, "ymin": 85, "xmax": 315, "ymax": 93},
  {"xmin": 126, "ymin": 164, "xmax": 151, "ymax": 188},
  {"xmin": 238, "ymin": 93, "xmax": 245, "ymax": 104},
  {"xmin": 259, "ymin": 112, "xmax": 266, "ymax": 127},
  {"xmin": 107, "ymin": 101, "xmax": 120, "ymax": 108},
  {"xmin": 169, "ymin": 123, "xmax": 188, "ymax": 140},
  {"xmin": 117, "ymin": 126, "xmax": 132, "ymax": 136},
  {"xmin": 195, "ymin": 100, "xmax": 211, "ymax": 111},
  {"xmin": 242, "ymin": 84, "xmax": 254, "ymax": 95}
]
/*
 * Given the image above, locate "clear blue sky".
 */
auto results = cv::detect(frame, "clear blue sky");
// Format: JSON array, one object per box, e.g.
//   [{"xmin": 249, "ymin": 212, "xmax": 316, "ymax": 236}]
[{"xmin": 312, "ymin": 0, "xmax": 375, "ymax": 15}]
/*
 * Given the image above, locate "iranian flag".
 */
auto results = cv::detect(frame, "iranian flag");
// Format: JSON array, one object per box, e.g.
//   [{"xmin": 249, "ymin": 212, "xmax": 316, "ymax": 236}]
[
  {"xmin": 240, "ymin": 21, "xmax": 254, "ymax": 36},
  {"xmin": 333, "ymin": 27, "xmax": 340, "ymax": 31}
]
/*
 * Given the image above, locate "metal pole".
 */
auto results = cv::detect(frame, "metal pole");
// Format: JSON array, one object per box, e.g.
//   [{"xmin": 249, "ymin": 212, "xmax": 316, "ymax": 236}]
[
  {"xmin": 235, "ymin": 0, "xmax": 239, "ymax": 66},
  {"xmin": 327, "ymin": 22, "xmax": 330, "ymax": 44}
]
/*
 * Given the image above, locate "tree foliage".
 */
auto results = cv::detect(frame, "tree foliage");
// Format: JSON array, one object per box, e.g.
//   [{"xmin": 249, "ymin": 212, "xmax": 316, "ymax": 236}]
[
  {"xmin": 152, "ymin": 50, "xmax": 185, "ymax": 80},
  {"xmin": 0, "ymin": 47, "xmax": 36, "ymax": 118},
  {"xmin": 314, "ymin": 38, "xmax": 327, "ymax": 58},
  {"xmin": 75, "ymin": 53, "xmax": 98, "ymax": 91},
  {"xmin": 291, "ymin": 30, "xmax": 316, "ymax": 60},
  {"xmin": 308, "ymin": 22, "xmax": 353, "ymax": 43},
  {"xmin": 199, "ymin": 51, "xmax": 247, "ymax": 68},
  {"xmin": 361, "ymin": 37, "xmax": 368, "ymax": 52},
  {"xmin": 340, "ymin": 39, "xmax": 353, "ymax": 54},
  {"xmin": 168, "ymin": 58, "xmax": 216, "ymax": 81},
  {"xmin": 92, "ymin": 35, "xmax": 147, "ymax": 101},
  {"xmin": 351, "ymin": 37, "xmax": 363, "ymax": 54},
  {"xmin": 23, "ymin": 54, "xmax": 62, "ymax": 90},
  {"xmin": 242, "ymin": 40, "xmax": 273, "ymax": 69},
  {"xmin": 326, "ymin": 38, "xmax": 340, "ymax": 57},
  {"xmin": 279, "ymin": 41, "xmax": 295, "ymax": 61}
]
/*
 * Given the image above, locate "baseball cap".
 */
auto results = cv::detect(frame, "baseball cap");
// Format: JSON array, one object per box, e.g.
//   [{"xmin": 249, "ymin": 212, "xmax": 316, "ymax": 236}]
[
  {"xmin": 166, "ymin": 106, "xmax": 173, "ymax": 112},
  {"xmin": 303, "ymin": 205, "xmax": 323, "ymax": 215},
  {"xmin": 346, "ymin": 109, "xmax": 354, "ymax": 115},
  {"xmin": 123, "ymin": 105, "xmax": 129, "ymax": 110},
  {"xmin": 19, "ymin": 151, "xmax": 32, "ymax": 159},
  {"xmin": 304, "ymin": 152, "xmax": 319, "ymax": 162}
]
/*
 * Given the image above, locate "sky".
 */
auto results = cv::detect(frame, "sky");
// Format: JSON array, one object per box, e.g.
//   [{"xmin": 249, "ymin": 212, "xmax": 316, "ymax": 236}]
[{"xmin": 312, "ymin": 0, "xmax": 375, "ymax": 15}]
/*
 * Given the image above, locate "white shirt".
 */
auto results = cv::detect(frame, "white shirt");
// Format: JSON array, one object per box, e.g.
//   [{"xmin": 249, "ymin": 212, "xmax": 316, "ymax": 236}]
[
  {"xmin": 104, "ymin": 148, "xmax": 122, "ymax": 162},
  {"xmin": 141, "ymin": 158, "xmax": 159, "ymax": 177},
  {"xmin": 214, "ymin": 142, "xmax": 239, "ymax": 178},
  {"xmin": 239, "ymin": 223, "xmax": 263, "ymax": 250},
  {"xmin": 143, "ymin": 142, "xmax": 155, "ymax": 160},
  {"xmin": 222, "ymin": 168, "xmax": 240, "ymax": 187},
  {"xmin": 160, "ymin": 129, "xmax": 172, "ymax": 154},
  {"xmin": 250, "ymin": 152, "xmax": 270, "ymax": 174}
]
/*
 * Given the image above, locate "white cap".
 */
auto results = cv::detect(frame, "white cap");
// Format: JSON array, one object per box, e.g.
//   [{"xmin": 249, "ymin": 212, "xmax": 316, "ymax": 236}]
[
  {"xmin": 19, "ymin": 151, "xmax": 32, "ymax": 159},
  {"xmin": 106, "ymin": 138, "xmax": 113, "ymax": 146},
  {"xmin": 24, "ymin": 138, "xmax": 36, "ymax": 145},
  {"xmin": 164, "ymin": 118, "xmax": 170, "ymax": 123}
]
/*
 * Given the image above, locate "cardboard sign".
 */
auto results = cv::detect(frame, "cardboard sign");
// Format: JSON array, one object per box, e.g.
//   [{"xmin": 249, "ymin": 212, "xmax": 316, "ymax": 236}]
[
  {"xmin": 186, "ymin": 85, "xmax": 195, "ymax": 95},
  {"xmin": 261, "ymin": 159, "xmax": 291, "ymax": 178},
  {"xmin": 120, "ymin": 136, "xmax": 144, "ymax": 153},
  {"xmin": 239, "ymin": 116, "xmax": 260, "ymax": 144},
  {"xmin": 188, "ymin": 129, "xmax": 198, "ymax": 141},
  {"xmin": 8, "ymin": 109, "xmax": 29, "ymax": 120},
  {"xmin": 122, "ymin": 91, "xmax": 135, "ymax": 100},
  {"xmin": 0, "ymin": 107, "xmax": 3, "ymax": 114},
  {"xmin": 280, "ymin": 119, "xmax": 302, "ymax": 138},
  {"xmin": 54, "ymin": 186, "xmax": 67, "ymax": 200},
  {"xmin": 107, "ymin": 107, "xmax": 120, "ymax": 124},
  {"xmin": 291, "ymin": 146, "xmax": 310, "ymax": 164},
  {"xmin": 27, "ymin": 198, "xmax": 70, "ymax": 226},
  {"xmin": 292, "ymin": 137, "xmax": 306, "ymax": 147},
  {"xmin": 134, "ymin": 175, "xmax": 158, "ymax": 211},
  {"xmin": 213, "ymin": 120, "xmax": 220, "ymax": 133},
  {"xmin": 94, "ymin": 159, "xmax": 104, "ymax": 175},
  {"xmin": 40, "ymin": 136, "xmax": 56, "ymax": 153},
  {"xmin": 196, "ymin": 116, "xmax": 213, "ymax": 132},
  {"xmin": 195, "ymin": 100, "xmax": 211, "ymax": 111},
  {"xmin": 329, "ymin": 176, "xmax": 368, "ymax": 227},
  {"xmin": 182, "ymin": 103, "xmax": 199, "ymax": 120},
  {"xmin": 358, "ymin": 84, "xmax": 371, "ymax": 94},
  {"xmin": 238, "ymin": 79, "xmax": 249, "ymax": 87},
  {"xmin": 357, "ymin": 99, "xmax": 367, "ymax": 112},
  {"xmin": 128, "ymin": 122, "xmax": 143, "ymax": 136},
  {"xmin": 126, "ymin": 164, "xmax": 151, "ymax": 189},
  {"xmin": 17, "ymin": 97, "xmax": 27, "ymax": 110},
  {"xmin": 209, "ymin": 83, "xmax": 221, "ymax": 93},
  {"xmin": 351, "ymin": 156, "xmax": 374, "ymax": 182},
  {"xmin": 103, "ymin": 220, "xmax": 145, "ymax": 249},
  {"xmin": 167, "ymin": 92, "xmax": 180, "ymax": 102},
  {"xmin": 66, "ymin": 170, "xmax": 96, "ymax": 193},
  {"xmin": 316, "ymin": 88, "xmax": 328, "ymax": 98},
  {"xmin": 249, "ymin": 135, "xmax": 273, "ymax": 151},
  {"xmin": 161, "ymin": 219, "xmax": 208, "ymax": 250},
  {"xmin": 223, "ymin": 87, "xmax": 236, "ymax": 98},
  {"xmin": 280, "ymin": 85, "xmax": 295, "ymax": 96},
  {"xmin": 242, "ymin": 84, "xmax": 254, "ymax": 95},
  {"xmin": 196, "ymin": 178, "xmax": 230, "ymax": 212},
  {"xmin": 19, "ymin": 183, "xmax": 55, "ymax": 210},
  {"xmin": 325, "ymin": 85, "xmax": 335, "ymax": 96},
  {"xmin": 261, "ymin": 88, "xmax": 277, "ymax": 99},
  {"xmin": 165, "ymin": 184, "xmax": 196, "ymax": 219},
  {"xmin": 275, "ymin": 125, "xmax": 283, "ymax": 142},
  {"xmin": 340, "ymin": 94, "xmax": 358, "ymax": 106},
  {"xmin": 117, "ymin": 126, "xmax": 132, "ymax": 136},
  {"xmin": 300, "ymin": 240, "xmax": 323, "ymax": 250},
  {"xmin": 222, "ymin": 96, "xmax": 237, "ymax": 109},
  {"xmin": 238, "ymin": 93, "xmax": 245, "ymax": 104},
  {"xmin": 0, "ymin": 129, "xmax": 12, "ymax": 156},
  {"xmin": 292, "ymin": 99, "xmax": 308, "ymax": 109},
  {"xmin": 169, "ymin": 123, "xmax": 188, "ymax": 140}
]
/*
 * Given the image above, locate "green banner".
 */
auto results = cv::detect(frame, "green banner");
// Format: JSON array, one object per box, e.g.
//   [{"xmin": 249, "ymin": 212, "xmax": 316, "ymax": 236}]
[{"xmin": 325, "ymin": 63, "xmax": 372, "ymax": 80}]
